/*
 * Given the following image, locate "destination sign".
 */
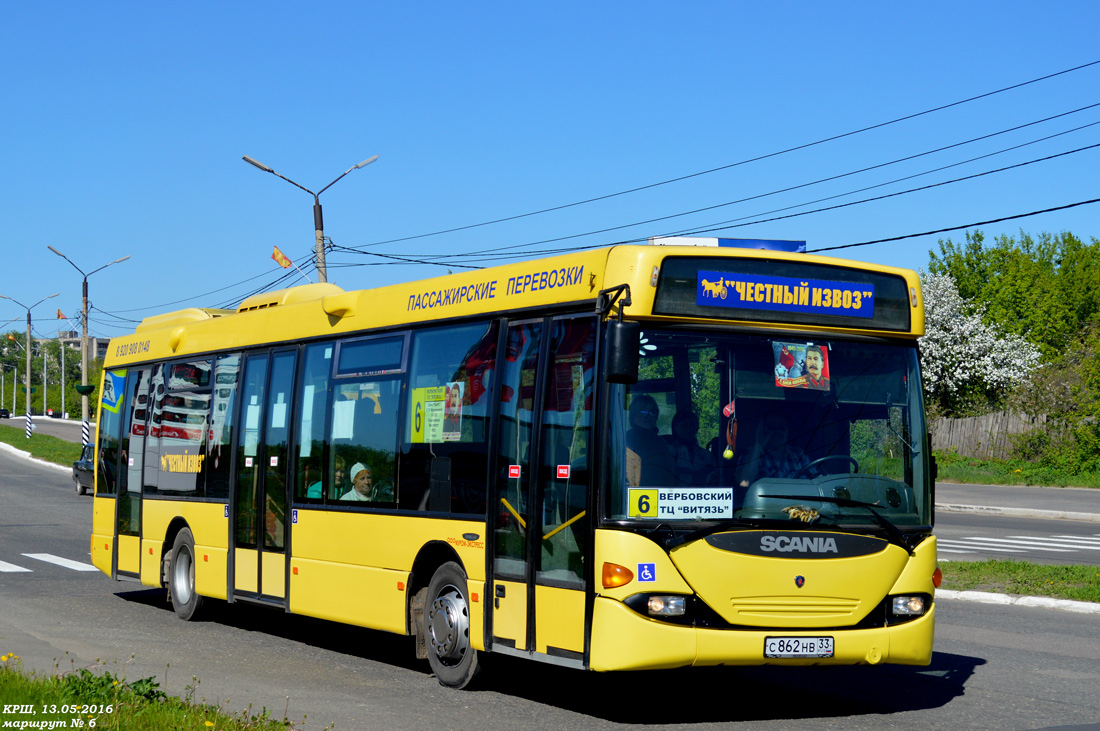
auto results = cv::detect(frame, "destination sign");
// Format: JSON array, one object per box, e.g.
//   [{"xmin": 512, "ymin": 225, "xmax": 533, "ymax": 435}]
[{"xmin": 696, "ymin": 271, "xmax": 874, "ymax": 318}]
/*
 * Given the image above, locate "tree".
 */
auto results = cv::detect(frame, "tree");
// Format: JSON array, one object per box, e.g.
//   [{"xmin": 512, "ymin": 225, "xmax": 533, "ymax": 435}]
[
  {"xmin": 919, "ymin": 271, "xmax": 1040, "ymax": 416},
  {"xmin": 928, "ymin": 230, "xmax": 1100, "ymax": 360}
]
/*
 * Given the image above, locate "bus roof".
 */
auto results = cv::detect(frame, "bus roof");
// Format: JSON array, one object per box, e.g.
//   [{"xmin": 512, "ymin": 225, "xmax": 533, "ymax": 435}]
[{"xmin": 107, "ymin": 245, "xmax": 923, "ymax": 367}]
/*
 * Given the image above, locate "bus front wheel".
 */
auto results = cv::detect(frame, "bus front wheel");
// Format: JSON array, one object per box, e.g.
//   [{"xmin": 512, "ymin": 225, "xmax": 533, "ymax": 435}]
[
  {"xmin": 168, "ymin": 528, "xmax": 204, "ymax": 621},
  {"xmin": 424, "ymin": 562, "xmax": 479, "ymax": 688}
]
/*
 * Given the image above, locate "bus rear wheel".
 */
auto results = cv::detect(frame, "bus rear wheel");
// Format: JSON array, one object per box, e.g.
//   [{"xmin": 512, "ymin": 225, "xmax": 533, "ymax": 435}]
[
  {"xmin": 168, "ymin": 528, "xmax": 204, "ymax": 621},
  {"xmin": 424, "ymin": 562, "xmax": 479, "ymax": 688}
]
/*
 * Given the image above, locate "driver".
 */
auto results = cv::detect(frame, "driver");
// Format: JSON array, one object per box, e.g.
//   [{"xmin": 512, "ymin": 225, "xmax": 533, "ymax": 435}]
[{"xmin": 740, "ymin": 414, "xmax": 809, "ymax": 483}]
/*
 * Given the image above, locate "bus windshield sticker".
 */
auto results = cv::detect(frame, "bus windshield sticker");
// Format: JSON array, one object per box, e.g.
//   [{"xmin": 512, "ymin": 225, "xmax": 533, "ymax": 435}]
[
  {"xmin": 697, "ymin": 271, "xmax": 874, "ymax": 318},
  {"xmin": 772, "ymin": 341, "xmax": 830, "ymax": 391},
  {"xmin": 409, "ymin": 387, "xmax": 446, "ymax": 443},
  {"xmin": 443, "ymin": 381, "xmax": 464, "ymax": 442},
  {"xmin": 628, "ymin": 488, "xmax": 733, "ymax": 519},
  {"xmin": 101, "ymin": 369, "xmax": 126, "ymax": 413}
]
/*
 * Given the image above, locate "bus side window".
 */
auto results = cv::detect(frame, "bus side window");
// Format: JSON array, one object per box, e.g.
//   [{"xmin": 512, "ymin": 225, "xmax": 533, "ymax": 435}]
[
  {"xmin": 330, "ymin": 378, "xmax": 398, "ymax": 506},
  {"xmin": 294, "ymin": 343, "xmax": 332, "ymax": 503},
  {"xmin": 400, "ymin": 321, "xmax": 497, "ymax": 516},
  {"xmin": 207, "ymin": 354, "xmax": 241, "ymax": 500}
]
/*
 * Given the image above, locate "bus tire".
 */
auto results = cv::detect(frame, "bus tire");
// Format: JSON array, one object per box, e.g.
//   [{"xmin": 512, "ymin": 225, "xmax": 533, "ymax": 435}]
[
  {"xmin": 424, "ymin": 561, "xmax": 479, "ymax": 688},
  {"xmin": 168, "ymin": 528, "xmax": 204, "ymax": 621}
]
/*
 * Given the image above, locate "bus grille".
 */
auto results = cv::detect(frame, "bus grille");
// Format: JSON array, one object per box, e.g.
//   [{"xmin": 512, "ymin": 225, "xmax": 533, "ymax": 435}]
[{"xmin": 728, "ymin": 596, "xmax": 861, "ymax": 620}]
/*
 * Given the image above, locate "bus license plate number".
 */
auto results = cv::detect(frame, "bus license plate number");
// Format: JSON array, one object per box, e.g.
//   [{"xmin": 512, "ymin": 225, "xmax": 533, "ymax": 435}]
[{"xmin": 764, "ymin": 636, "xmax": 834, "ymax": 658}]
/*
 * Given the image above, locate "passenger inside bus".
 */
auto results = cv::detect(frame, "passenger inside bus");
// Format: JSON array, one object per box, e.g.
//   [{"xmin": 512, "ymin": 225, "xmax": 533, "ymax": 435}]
[
  {"xmin": 664, "ymin": 410, "xmax": 714, "ymax": 486},
  {"xmin": 738, "ymin": 414, "xmax": 810, "ymax": 484},
  {"xmin": 625, "ymin": 394, "xmax": 676, "ymax": 486},
  {"xmin": 306, "ymin": 456, "xmax": 347, "ymax": 499},
  {"xmin": 341, "ymin": 463, "xmax": 374, "ymax": 501}
]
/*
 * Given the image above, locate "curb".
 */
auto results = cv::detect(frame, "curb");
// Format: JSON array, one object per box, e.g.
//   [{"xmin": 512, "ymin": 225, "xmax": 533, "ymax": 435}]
[
  {"xmin": 937, "ymin": 502, "xmax": 1100, "ymax": 523},
  {"xmin": 937, "ymin": 589, "xmax": 1100, "ymax": 615},
  {"xmin": 0, "ymin": 441, "xmax": 72, "ymax": 474}
]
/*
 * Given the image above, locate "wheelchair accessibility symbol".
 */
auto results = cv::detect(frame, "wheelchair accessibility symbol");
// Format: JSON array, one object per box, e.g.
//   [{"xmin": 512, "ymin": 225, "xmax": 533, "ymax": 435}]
[{"xmin": 638, "ymin": 563, "xmax": 656, "ymax": 582}]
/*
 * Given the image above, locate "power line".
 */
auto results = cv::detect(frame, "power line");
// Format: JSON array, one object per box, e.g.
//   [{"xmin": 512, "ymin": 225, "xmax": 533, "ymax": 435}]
[
  {"xmin": 344, "ymin": 59, "xmax": 1100, "ymax": 251},
  {"xmin": 809, "ymin": 198, "xmax": 1100, "ymax": 253},
  {"xmin": 661, "ymin": 121, "xmax": 1100, "ymax": 238},
  {"xmin": 350, "ymin": 104, "xmax": 1100, "ymax": 263},
  {"xmin": 665, "ymin": 142, "xmax": 1100, "ymax": 239}
]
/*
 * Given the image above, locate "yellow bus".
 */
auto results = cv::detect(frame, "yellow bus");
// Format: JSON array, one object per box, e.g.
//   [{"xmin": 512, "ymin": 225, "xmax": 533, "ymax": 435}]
[{"xmin": 90, "ymin": 243, "xmax": 938, "ymax": 688}]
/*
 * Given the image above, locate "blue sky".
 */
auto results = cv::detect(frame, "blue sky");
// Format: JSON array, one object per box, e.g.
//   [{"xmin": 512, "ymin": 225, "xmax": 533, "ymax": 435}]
[{"xmin": 2, "ymin": 2, "xmax": 1098, "ymax": 341}]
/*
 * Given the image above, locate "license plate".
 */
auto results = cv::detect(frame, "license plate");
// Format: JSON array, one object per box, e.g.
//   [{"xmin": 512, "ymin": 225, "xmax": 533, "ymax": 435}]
[{"xmin": 764, "ymin": 636, "xmax": 834, "ymax": 658}]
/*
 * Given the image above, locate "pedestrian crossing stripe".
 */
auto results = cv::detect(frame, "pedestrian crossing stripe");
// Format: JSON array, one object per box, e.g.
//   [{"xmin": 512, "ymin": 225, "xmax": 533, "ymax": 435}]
[
  {"xmin": 22, "ymin": 553, "xmax": 99, "ymax": 571},
  {"xmin": 0, "ymin": 554, "xmax": 97, "ymax": 572},
  {"xmin": 938, "ymin": 533, "xmax": 1100, "ymax": 556}
]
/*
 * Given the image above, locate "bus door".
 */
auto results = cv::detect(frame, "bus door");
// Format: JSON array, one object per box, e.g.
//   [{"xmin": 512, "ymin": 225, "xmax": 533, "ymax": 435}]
[
  {"xmin": 113, "ymin": 367, "xmax": 151, "ymax": 577},
  {"xmin": 490, "ymin": 316, "xmax": 595, "ymax": 664},
  {"xmin": 231, "ymin": 349, "xmax": 297, "ymax": 603}
]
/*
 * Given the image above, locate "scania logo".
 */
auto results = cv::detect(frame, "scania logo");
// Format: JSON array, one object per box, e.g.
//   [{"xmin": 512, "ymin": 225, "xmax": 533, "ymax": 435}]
[
  {"xmin": 760, "ymin": 535, "xmax": 839, "ymax": 554},
  {"xmin": 794, "ymin": 575, "xmax": 806, "ymax": 588}
]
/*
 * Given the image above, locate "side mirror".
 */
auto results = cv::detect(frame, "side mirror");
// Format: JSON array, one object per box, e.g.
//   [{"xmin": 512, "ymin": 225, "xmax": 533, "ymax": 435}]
[{"xmin": 606, "ymin": 320, "xmax": 640, "ymax": 384}]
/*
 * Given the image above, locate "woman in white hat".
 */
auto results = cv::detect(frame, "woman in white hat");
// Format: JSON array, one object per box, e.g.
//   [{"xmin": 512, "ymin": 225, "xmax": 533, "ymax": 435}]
[{"xmin": 341, "ymin": 463, "xmax": 373, "ymax": 501}]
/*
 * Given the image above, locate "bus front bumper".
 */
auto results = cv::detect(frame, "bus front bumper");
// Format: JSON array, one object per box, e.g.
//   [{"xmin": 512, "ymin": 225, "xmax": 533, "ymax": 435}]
[{"xmin": 588, "ymin": 596, "xmax": 935, "ymax": 672}]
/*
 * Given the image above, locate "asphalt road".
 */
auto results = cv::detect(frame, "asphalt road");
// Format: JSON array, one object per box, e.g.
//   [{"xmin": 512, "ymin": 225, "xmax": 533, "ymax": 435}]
[
  {"xmin": 3, "ymin": 448, "xmax": 1100, "ymax": 729},
  {"xmin": 936, "ymin": 511, "xmax": 1100, "ymax": 565}
]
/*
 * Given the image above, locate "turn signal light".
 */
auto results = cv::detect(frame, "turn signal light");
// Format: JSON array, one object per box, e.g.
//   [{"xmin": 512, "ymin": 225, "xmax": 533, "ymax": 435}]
[
  {"xmin": 932, "ymin": 566, "xmax": 943, "ymax": 588},
  {"xmin": 602, "ymin": 562, "xmax": 633, "ymax": 589}
]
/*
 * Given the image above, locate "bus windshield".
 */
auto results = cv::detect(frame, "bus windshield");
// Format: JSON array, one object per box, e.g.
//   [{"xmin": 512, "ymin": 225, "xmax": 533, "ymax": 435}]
[{"xmin": 607, "ymin": 328, "xmax": 931, "ymax": 530}]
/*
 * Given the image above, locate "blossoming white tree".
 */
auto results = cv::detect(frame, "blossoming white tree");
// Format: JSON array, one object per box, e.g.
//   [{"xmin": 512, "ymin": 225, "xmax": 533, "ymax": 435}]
[{"xmin": 919, "ymin": 271, "xmax": 1040, "ymax": 414}]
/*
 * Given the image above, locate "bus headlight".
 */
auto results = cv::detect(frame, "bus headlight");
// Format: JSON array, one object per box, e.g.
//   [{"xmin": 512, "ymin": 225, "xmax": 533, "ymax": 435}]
[
  {"xmin": 647, "ymin": 595, "xmax": 686, "ymax": 617},
  {"xmin": 891, "ymin": 595, "xmax": 926, "ymax": 616}
]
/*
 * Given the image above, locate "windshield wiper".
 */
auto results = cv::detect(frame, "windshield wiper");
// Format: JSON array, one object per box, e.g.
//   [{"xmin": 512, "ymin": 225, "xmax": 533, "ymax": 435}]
[{"xmin": 759, "ymin": 494, "xmax": 914, "ymax": 554}]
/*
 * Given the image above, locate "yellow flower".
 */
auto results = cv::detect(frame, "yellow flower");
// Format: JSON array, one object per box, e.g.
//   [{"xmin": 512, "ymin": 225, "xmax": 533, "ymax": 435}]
[
  {"xmin": 1, "ymin": 654, "xmax": 8, "ymax": 662},
  {"xmin": 205, "ymin": 722, "xmax": 215, "ymax": 728}
]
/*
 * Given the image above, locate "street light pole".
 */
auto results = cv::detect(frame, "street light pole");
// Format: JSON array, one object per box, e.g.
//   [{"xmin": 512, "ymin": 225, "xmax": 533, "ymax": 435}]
[
  {"xmin": 48, "ymin": 247, "xmax": 130, "ymax": 444},
  {"xmin": 0, "ymin": 293, "xmax": 59, "ymax": 438},
  {"xmin": 242, "ymin": 154, "xmax": 378, "ymax": 283}
]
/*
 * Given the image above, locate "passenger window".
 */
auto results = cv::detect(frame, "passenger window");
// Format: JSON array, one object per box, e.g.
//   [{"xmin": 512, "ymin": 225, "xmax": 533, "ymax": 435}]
[
  {"xmin": 146, "ymin": 360, "xmax": 212, "ymax": 497},
  {"xmin": 330, "ymin": 378, "xmax": 399, "ymax": 506},
  {"xmin": 205, "ymin": 354, "xmax": 241, "ymax": 500},
  {"xmin": 295, "ymin": 343, "xmax": 333, "ymax": 503},
  {"xmin": 400, "ymin": 321, "xmax": 498, "ymax": 515}
]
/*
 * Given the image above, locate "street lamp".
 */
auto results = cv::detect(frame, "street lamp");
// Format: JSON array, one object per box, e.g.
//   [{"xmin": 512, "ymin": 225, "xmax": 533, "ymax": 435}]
[
  {"xmin": 0, "ymin": 293, "xmax": 59, "ymax": 438},
  {"xmin": 242, "ymin": 154, "xmax": 379, "ymax": 283},
  {"xmin": 47, "ymin": 247, "xmax": 130, "ymax": 444}
]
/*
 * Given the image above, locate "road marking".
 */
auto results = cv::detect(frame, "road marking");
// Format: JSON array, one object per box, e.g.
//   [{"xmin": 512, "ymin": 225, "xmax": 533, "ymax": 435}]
[
  {"xmin": 951, "ymin": 538, "xmax": 1075, "ymax": 552},
  {"xmin": 0, "ymin": 560, "xmax": 32, "ymax": 572},
  {"xmin": 937, "ymin": 540, "xmax": 1025, "ymax": 554},
  {"xmin": 1008, "ymin": 536, "xmax": 1100, "ymax": 550},
  {"xmin": 21, "ymin": 553, "xmax": 99, "ymax": 571}
]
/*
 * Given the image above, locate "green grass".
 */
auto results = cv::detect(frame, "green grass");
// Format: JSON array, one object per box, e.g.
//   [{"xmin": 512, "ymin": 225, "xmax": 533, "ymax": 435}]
[
  {"xmin": 0, "ymin": 423, "xmax": 82, "ymax": 467},
  {"xmin": 0, "ymin": 655, "xmax": 305, "ymax": 730},
  {"xmin": 934, "ymin": 449, "xmax": 1100, "ymax": 488},
  {"xmin": 940, "ymin": 559, "xmax": 1100, "ymax": 603}
]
